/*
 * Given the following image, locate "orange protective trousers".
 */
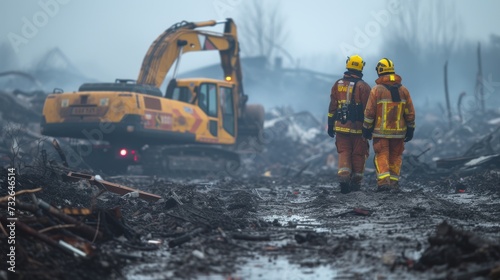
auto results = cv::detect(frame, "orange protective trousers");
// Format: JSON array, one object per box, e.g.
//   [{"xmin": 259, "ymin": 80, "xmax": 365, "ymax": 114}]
[
  {"xmin": 373, "ymin": 138, "xmax": 405, "ymax": 186},
  {"xmin": 335, "ymin": 133, "xmax": 369, "ymax": 185}
]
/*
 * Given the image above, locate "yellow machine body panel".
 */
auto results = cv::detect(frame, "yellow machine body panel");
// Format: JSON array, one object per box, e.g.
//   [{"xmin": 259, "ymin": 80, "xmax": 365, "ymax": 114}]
[
  {"xmin": 43, "ymin": 91, "xmax": 140, "ymax": 124},
  {"xmin": 41, "ymin": 78, "xmax": 237, "ymax": 146}
]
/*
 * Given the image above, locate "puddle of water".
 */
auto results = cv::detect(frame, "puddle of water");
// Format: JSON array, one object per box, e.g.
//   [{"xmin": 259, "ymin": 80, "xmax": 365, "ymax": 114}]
[
  {"xmin": 123, "ymin": 249, "xmax": 174, "ymax": 280},
  {"xmin": 198, "ymin": 255, "xmax": 337, "ymax": 280},
  {"xmin": 263, "ymin": 214, "xmax": 330, "ymax": 232},
  {"xmin": 125, "ymin": 262, "xmax": 174, "ymax": 280},
  {"xmin": 342, "ymin": 221, "xmax": 375, "ymax": 233},
  {"xmin": 235, "ymin": 255, "xmax": 336, "ymax": 280},
  {"xmin": 125, "ymin": 252, "xmax": 337, "ymax": 280}
]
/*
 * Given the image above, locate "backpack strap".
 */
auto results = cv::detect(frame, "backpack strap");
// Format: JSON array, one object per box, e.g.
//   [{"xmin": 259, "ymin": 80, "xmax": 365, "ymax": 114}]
[
  {"xmin": 337, "ymin": 77, "xmax": 365, "ymax": 124},
  {"xmin": 344, "ymin": 78, "xmax": 360, "ymax": 104}
]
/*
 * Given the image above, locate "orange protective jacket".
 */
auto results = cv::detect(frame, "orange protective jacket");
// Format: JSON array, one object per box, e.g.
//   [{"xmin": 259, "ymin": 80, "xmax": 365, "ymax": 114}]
[
  {"xmin": 328, "ymin": 72, "xmax": 371, "ymax": 134},
  {"xmin": 363, "ymin": 74, "xmax": 415, "ymax": 138}
]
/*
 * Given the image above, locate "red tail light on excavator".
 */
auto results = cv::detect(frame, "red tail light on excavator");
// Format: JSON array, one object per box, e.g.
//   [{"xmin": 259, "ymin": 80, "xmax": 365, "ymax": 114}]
[{"xmin": 119, "ymin": 148, "xmax": 139, "ymax": 162}]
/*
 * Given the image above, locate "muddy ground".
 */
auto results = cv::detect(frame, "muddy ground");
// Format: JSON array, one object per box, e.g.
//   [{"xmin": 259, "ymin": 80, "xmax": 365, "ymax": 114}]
[
  {"xmin": 1, "ymin": 102, "xmax": 499, "ymax": 279},
  {"xmin": 2, "ymin": 166, "xmax": 500, "ymax": 280}
]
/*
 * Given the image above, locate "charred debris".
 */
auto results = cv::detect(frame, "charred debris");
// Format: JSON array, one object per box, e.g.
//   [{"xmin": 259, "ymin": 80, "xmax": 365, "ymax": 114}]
[{"xmin": 1, "ymin": 55, "xmax": 500, "ymax": 278}]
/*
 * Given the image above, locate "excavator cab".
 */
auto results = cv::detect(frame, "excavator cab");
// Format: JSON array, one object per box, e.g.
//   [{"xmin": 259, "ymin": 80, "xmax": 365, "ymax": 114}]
[{"xmin": 165, "ymin": 78, "xmax": 237, "ymax": 142}]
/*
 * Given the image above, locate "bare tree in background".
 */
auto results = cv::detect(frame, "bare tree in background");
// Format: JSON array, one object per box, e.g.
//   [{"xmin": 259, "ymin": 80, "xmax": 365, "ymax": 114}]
[
  {"xmin": 392, "ymin": 0, "xmax": 462, "ymax": 56},
  {"xmin": 238, "ymin": 0, "xmax": 289, "ymax": 63},
  {"xmin": 491, "ymin": 34, "xmax": 500, "ymax": 48},
  {"xmin": 0, "ymin": 42, "xmax": 19, "ymax": 72}
]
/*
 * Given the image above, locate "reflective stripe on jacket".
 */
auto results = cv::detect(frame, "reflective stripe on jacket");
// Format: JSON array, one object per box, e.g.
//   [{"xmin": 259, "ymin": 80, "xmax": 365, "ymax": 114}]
[{"xmin": 363, "ymin": 74, "xmax": 415, "ymax": 138}]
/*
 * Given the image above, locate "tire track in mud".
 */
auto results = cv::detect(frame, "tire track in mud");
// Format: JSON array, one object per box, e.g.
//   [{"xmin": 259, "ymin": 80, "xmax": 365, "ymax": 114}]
[{"xmin": 251, "ymin": 181, "xmax": 500, "ymax": 279}]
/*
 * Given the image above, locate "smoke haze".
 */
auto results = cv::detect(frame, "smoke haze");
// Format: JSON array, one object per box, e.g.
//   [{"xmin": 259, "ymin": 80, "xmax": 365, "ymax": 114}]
[{"xmin": 1, "ymin": 0, "xmax": 499, "ymax": 117}]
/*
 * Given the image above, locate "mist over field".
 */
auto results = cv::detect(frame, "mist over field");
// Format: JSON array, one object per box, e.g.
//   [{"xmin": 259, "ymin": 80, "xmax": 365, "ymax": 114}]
[{"xmin": 1, "ymin": 0, "xmax": 499, "ymax": 118}]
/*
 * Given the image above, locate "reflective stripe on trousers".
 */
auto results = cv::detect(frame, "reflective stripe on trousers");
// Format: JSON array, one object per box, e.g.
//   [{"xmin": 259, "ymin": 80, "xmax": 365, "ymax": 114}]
[
  {"xmin": 335, "ymin": 133, "xmax": 369, "ymax": 184},
  {"xmin": 373, "ymin": 138, "xmax": 405, "ymax": 186}
]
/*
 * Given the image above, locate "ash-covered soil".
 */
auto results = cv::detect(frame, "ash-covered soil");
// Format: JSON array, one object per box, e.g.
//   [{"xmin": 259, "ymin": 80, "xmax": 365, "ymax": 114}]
[
  {"xmin": 1, "ymin": 106, "xmax": 499, "ymax": 280},
  {"xmin": 2, "ymin": 168, "xmax": 500, "ymax": 280}
]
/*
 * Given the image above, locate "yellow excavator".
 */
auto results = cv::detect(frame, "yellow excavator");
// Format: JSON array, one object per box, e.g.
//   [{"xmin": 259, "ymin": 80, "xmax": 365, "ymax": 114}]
[{"xmin": 41, "ymin": 19, "xmax": 264, "ymax": 174}]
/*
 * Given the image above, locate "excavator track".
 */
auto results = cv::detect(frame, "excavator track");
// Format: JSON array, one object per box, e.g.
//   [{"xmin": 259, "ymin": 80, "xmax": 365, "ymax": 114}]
[{"xmin": 141, "ymin": 145, "xmax": 241, "ymax": 177}]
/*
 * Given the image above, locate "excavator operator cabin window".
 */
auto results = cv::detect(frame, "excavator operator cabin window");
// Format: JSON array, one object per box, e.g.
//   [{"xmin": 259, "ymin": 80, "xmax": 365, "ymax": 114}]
[
  {"xmin": 198, "ymin": 84, "xmax": 209, "ymax": 113},
  {"xmin": 171, "ymin": 87, "xmax": 192, "ymax": 103},
  {"xmin": 208, "ymin": 84, "xmax": 217, "ymax": 117},
  {"xmin": 198, "ymin": 83, "xmax": 217, "ymax": 117},
  {"xmin": 220, "ymin": 87, "xmax": 235, "ymax": 136}
]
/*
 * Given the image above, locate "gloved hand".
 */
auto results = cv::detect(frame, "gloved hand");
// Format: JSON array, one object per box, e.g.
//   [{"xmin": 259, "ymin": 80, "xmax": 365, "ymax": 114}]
[
  {"xmin": 362, "ymin": 127, "xmax": 373, "ymax": 140},
  {"xmin": 404, "ymin": 127, "xmax": 414, "ymax": 142},
  {"xmin": 327, "ymin": 125, "xmax": 335, "ymax": 138}
]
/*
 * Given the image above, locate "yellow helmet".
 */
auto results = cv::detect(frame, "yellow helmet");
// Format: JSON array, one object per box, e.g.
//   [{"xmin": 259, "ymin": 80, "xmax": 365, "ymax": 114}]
[
  {"xmin": 346, "ymin": 55, "xmax": 365, "ymax": 72},
  {"xmin": 375, "ymin": 58, "xmax": 395, "ymax": 76}
]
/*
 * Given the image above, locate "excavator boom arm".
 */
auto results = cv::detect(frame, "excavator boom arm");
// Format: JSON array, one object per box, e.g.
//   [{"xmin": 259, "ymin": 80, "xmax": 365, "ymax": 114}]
[
  {"xmin": 137, "ymin": 18, "xmax": 249, "ymax": 123},
  {"xmin": 137, "ymin": 19, "xmax": 241, "ymax": 91}
]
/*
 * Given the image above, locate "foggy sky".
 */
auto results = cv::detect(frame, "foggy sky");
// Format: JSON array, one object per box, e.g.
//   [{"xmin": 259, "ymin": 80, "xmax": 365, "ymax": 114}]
[{"xmin": 1, "ymin": 0, "xmax": 499, "ymax": 84}]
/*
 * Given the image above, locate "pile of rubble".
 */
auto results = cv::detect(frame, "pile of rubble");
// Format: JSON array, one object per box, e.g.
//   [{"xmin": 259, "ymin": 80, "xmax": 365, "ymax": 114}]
[
  {"xmin": 0, "ymin": 160, "xmax": 269, "ymax": 279},
  {"xmin": 246, "ymin": 106, "xmax": 335, "ymax": 178},
  {"xmin": 416, "ymin": 221, "xmax": 500, "ymax": 279},
  {"xmin": 1, "ymin": 141, "xmax": 500, "ymax": 279}
]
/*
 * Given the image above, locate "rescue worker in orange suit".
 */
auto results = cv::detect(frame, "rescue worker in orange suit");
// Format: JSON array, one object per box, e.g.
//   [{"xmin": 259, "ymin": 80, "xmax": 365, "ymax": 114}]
[
  {"xmin": 327, "ymin": 55, "xmax": 371, "ymax": 194},
  {"xmin": 362, "ymin": 58, "xmax": 416, "ymax": 192}
]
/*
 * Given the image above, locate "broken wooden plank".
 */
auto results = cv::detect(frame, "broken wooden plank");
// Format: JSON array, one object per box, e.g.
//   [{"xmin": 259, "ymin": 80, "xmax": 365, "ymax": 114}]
[
  {"xmin": 435, "ymin": 156, "xmax": 477, "ymax": 169},
  {"xmin": 1, "ymin": 217, "xmax": 86, "ymax": 258},
  {"xmin": 66, "ymin": 172, "xmax": 161, "ymax": 202},
  {"xmin": 6, "ymin": 200, "xmax": 104, "ymax": 241},
  {"xmin": 168, "ymin": 227, "xmax": 207, "ymax": 248},
  {"xmin": 353, "ymin": 208, "xmax": 372, "ymax": 216},
  {"xmin": 52, "ymin": 139, "xmax": 69, "ymax": 167},
  {"xmin": 37, "ymin": 199, "xmax": 103, "ymax": 241}
]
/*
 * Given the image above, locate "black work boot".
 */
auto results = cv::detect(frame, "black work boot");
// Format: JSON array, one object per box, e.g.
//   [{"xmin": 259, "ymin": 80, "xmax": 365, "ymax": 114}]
[
  {"xmin": 375, "ymin": 185, "xmax": 391, "ymax": 192},
  {"xmin": 350, "ymin": 182, "xmax": 361, "ymax": 192},
  {"xmin": 389, "ymin": 182, "xmax": 401, "ymax": 193},
  {"xmin": 340, "ymin": 182, "xmax": 351, "ymax": 194}
]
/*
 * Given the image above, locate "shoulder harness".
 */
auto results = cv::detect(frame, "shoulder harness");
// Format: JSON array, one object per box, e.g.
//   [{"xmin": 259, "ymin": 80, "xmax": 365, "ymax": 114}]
[{"xmin": 336, "ymin": 77, "xmax": 364, "ymax": 123}]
